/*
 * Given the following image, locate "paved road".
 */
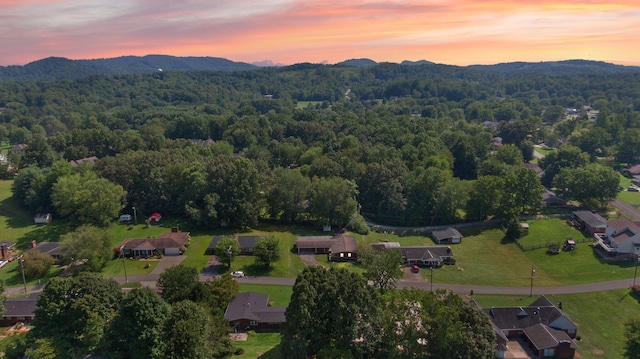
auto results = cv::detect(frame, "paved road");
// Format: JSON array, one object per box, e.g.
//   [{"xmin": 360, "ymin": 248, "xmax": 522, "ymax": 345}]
[{"xmin": 612, "ymin": 198, "xmax": 640, "ymax": 221}]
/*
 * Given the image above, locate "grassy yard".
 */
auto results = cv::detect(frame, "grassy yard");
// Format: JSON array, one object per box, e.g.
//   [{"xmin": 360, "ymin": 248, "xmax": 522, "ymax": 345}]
[
  {"xmin": 474, "ymin": 289, "xmax": 640, "ymax": 359},
  {"xmin": 234, "ymin": 333, "xmax": 281, "ymax": 359},
  {"xmin": 518, "ymin": 218, "xmax": 588, "ymax": 247},
  {"xmin": 238, "ymin": 283, "xmax": 293, "ymax": 306},
  {"xmin": 617, "ymin": 190, "xmax": 640, "ymax": 206}
]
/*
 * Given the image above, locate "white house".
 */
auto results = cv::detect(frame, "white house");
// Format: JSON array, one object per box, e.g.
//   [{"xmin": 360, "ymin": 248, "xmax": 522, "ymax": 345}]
[{"xmin": 595, "ymin": 216, "xmax": 640, "ymax": 256}]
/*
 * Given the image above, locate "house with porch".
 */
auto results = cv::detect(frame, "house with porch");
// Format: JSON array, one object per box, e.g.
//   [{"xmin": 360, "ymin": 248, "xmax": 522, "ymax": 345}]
[
  {"xmin": 119, "ymin": 228, "xmax": 190, "ymax": 258},
  {"xmin": 477, "ymin": 296, "xmax": 578, "ymax": 359},
  {"xmin": 206, "ymin": 235, "xmax": 265, "ymax": 255},
  {"xmin": 28, "ymin": 241, "xmax": 63, "ymax": 262},
  {"xmin": 371, "ymin": 242, "xmax": 454, "ymax": 267},
  {"xmin": 224, "ymin": 292, "xmax": 286, "ymax": 332},
  {"xmin": 295, "ymin": 233, "xmax": 358, "ymax": 262},
  {"xmin": 594, "ymin": 216, "xmax": 640, "ymax": 257}
]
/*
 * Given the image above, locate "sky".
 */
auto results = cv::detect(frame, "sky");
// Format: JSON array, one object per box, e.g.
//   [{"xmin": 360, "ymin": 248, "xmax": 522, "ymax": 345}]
[{"xmin": 2, "ymin": 0, "xmax": 640, "ymax": 67}]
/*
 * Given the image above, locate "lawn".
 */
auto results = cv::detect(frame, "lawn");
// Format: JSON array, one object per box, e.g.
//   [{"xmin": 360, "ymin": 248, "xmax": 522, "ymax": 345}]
[
  {"xmin": 238, "ymin": 283, "xmax": 292, "ymax": 306},
  {"xmin": 518, "ymin": 218, "xmax": 588, "ymax": 248},
  {"xmin": 234, "ymin": 333, "xmax": 281, "ymax": 359},
  {"xmin": 474, "ymin": 289, "xmax": 640, "ymax": 359},
  {"xmin": 617, "ymin": 190, "xmax": 640, "ymax": 206}
]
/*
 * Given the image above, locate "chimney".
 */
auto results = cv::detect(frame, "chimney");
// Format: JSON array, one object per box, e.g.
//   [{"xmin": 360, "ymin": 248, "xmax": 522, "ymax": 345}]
[
  {"xmin": 171, "ymin": 227, "xmax": 179, "ymax": 233},
  {"xmin": 32, "ymin": 240, "xmax": 37, "ymax": 248}
]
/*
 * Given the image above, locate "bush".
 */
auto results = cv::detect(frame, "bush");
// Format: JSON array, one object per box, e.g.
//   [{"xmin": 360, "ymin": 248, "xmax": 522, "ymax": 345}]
[
  {"xmin": 347, "ymin": 214, "xmax": 370, "ymax": 235},
  {"xmin": 234, "ymin": 347, "xmax": 245, "ymax": 355}
]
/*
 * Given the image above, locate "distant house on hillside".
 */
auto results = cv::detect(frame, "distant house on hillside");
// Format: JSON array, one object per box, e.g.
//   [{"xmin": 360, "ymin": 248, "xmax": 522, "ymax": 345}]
[
  {"xmin": 70, "ymin": 156, "xmax": 99, "ymax": 167},
  {"xmin": 9, "ymin": 144, "xmax": 26, "ymax": 154}
]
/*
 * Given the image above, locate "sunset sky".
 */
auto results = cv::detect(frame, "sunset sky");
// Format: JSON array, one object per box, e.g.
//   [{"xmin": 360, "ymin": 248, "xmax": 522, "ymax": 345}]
[{"xmin": 2, "ymin": 0, "xmax": 640, "ymax": 67}]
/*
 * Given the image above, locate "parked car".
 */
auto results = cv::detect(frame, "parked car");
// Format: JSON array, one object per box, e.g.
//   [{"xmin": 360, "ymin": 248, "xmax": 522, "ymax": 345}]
[
  {"xmin": 411, "ymin": 264, "xmax": 420, "ymax": 273},
  {"xmin": 629, "ymin": 187, "xmax": 639, "ymax": 192},
  {"xmin": 231, "ymin": 271, "xmax": 245, "ymax": 278}
]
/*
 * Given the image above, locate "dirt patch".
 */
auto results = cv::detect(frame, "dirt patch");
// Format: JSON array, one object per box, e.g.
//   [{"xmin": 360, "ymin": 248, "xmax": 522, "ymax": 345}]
[{"xmin": 229, "ymin": 333, "xmax": 248, "ymax": 341}]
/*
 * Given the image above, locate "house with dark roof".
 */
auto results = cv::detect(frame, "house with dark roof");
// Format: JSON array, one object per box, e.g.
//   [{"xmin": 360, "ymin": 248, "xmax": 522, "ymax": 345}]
[
  {"xmin": 9, "ymin": 144, "xmax": 26, "ymax": 154},
  {"xmin": 431, "ymin": 227, "xmax": 463, "ymax": 244},
  {"xmin": 295, "ymin": 233, "xmax": 358, "ymax": 262},
  {"xmin": 206, "ymin": 235, "xmax": 266, "ymax": 255},
  {"xmin": 594, "ymin": 216, "xmax": 640, "ymax": 257},
  {"xmin": 371, "ymin": 243, "xmax": 454, "ymax": 267},
  {"xmin": 1, "ymin": 295, "xmax": 39, "ymax": 325},
  {"xmin": 70, "ymin": 156, "xmax": 99, "ymax": 167},
  {"xmin": 28, "ymin": 241, "xmax": 63, "ymax": 261},
  {"xmin": 478, "ymin": 296, "xmax": 578, "ymax": 359},
  {"xmin": 224, "ymin": 292, "xmax": 286, "ymax": 332},
  {"xmin": 572, "ymin": 210, "xmax": 607, "ymax": 235},
  {"xmin": 119, "ymin": 229, "xmax": 190, "ymax": 258},
  {"xmin": 0, "ymin": 241, "xmax": 16, "ymax": 260}
]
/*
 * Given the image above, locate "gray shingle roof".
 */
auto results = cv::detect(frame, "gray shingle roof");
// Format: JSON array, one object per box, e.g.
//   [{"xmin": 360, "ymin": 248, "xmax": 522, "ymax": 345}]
[
  {"xmin": 224, "ymin": 292, "xmax": 286, "ymax": 323},
  {"xmin": 431, "ymin": 228, "xmax": 462, "ymax": 241},
  {"xmin": 524, "ymin": 323, "xmax": 578, "ymax": 350},
  {"xmin": 3, "ymin": 296, "xmax": 38, "ymax": 317},
  {"xmin": 574, "ymin": 210, "xmax": 606, "ymax": 229}
]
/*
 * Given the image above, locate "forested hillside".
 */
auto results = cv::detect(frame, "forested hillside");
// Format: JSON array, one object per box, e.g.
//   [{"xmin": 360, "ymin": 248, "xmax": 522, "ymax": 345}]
[{"xmin": 0, "ymin": 62, "xmax": 637, "ymax": 229}]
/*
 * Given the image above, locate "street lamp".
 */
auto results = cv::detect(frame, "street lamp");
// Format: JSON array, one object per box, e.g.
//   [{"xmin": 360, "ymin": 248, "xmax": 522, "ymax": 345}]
[
  {"xmin": 132, "ymin": 206, "xmax": 138, "ymax": 225},
  {"xmin": 530, "ymin": 266, "xmax": 536, "ymax": 297}
]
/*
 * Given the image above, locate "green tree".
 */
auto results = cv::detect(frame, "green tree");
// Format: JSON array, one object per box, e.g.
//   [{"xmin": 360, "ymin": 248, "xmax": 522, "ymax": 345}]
[
  {"xmin": 360, "ymin": 249, "xmax": 403, "ymax": 291},
  {"xmin": 495, "ymin": 144, "xmax": 523, "ymax": 165},
  {"xmin": 31, "ymin": 273, "xmax": 122, "ymax": 358},
  {"xmin": 60, "ymin": 225, "xmax": 112, "ymax": 273},
  {"xmin": 617, "ymin": 128, "xmax": 640, "ymax": 164},
  {"xmin": 25, "ymin": 339, "xmax": 57, "ymax": 359},
  {"xmin": 377, "ymin": 289, "xmax": 495, "ymax": 359},
  {"xmin": 106, "ymin": 288, "xmax": 170, "ymax": 359},
  {"xmin": 497, "ymin": 167, "xmax": 545, "ymax": 219},
  {"xmin": 161, "ymin": 301, "xmax": 213, "ymax": 359},
  {"xmin": 51, "ymin": 172, "xmax": 126, "ymax": 226},
  {"xmin": 215, "ymin": 237, "xmax": 240, "ymax": 269},
  {"xmin": 555, "ymin": 163, "xmax": 619, "ymax": 208},
  {"xmin": 253, "ymin": 236, "xmax": 281, "ymax": 268},
  {"xmin": 624, "ymin": 317, "xmax": 640, "ymax": 359},
  {"xmin": 157, "ymin": 265, "xmax": 199, "ymax": 305},
  {"xmin": 267, "ymin": 168, "xmax": 311, "ymax": 221},
  {"xmin": 281, "ymin": 267, "xmax": 379, "ymax": 358},
  {"xmin": 21, "ymin": 250, "xmax": 54, "ymax": 279},
  {"xmin": 217, "ymin": 158, "xmax": 260, "ymax": 228},
  {"xmin": 309, "ymin": 177, "xmax": 358, "ymax": 227},
  {"xmin": 21, "ymin": 134, "xmax": 58, "ymax": 168},
  {"xmin": 539, "ymin": 145, "xmax": 590, "ymax": 187}
]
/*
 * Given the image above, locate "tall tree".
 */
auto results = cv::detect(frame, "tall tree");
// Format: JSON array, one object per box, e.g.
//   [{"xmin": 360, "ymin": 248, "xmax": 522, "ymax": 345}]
[
  {"xmin": 21, "ymin": 250, "xmax": 54, "ymax": 279},
  {"xmin": 31, "ymin": 273, "xmax": 122, "ymax": 358},
  {"xmin": 60, "ymin": 225, "xmax": 112, "ymax": 273},
  {"xmin": 51, "ymin": 172, "xmax": 126, "ymax": 226},
  {"xmin": 106, "ymin": 288, "xmax": 170, "ymax": 359},
  {"xmin": 309, "ymin": 177, "xmax": 358, "ymax": 227},
  {"xmin": 161, "ymin": 301, "xmax": 213, "ymax": 359},
  {"xmin": 497, "ymin": 167, "xmax": 545, "ymax": 220},
  {"xmin": 267, "ymin": 168, "xmax": 311, "ymax": 221},
  {"xmin": 215, "ymin": 237, "xmax": 241, "ymax": 269},
  {"xmin": 253, "ymin": 236, "xmax": 281, "ymax": 268},
  {"xmin": 539, "ymin": 145, "xmax": 590, "ymax": 187},
  {"xmin": 360, "ymin": 248, "xmax": 403, "ymax": 291},
  {"xmin": 555, "ymin": 163, "xmax": 619, "ymax": 208},
  {"xmin": 217, "ymin": 157, "xmax": 260, "ymax": 228},
  {"xmin": 281, "ymin": 267, "xmax": 379, "ymax": 358},
  {"xmin": 157, "ymin": 265, "xmax": 199, "ymax": 305},
  {"xmin": 624, "ymin": 317, "xmax": 640, "ymax": 359}
]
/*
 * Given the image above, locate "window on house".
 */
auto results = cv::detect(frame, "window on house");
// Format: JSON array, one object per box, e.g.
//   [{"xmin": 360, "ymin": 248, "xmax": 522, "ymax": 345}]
[
  {"xmin": 250, "ymin": 320, "xmax": 258, "ymax": 326},
  {"xmin": 543, "ymin": 348, "xmax": 555, "ymax": 357},
  {"xmin": 340, "ymin": 253, "xmax": 344, "ymax": 257},
  {"xmin": 347, "ymin": 253, "xmax": 352, "ymax": 257}
]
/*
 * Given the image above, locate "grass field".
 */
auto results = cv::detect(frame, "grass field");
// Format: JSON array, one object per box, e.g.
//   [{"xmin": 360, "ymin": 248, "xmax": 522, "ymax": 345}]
[
  {"xmin": 474, "ymin": 289, "xmax": 640, "ymax": 359},
  {"xmin": 518, "ymin": 218, "xmax": 588, "ymax": 247},
  {"xmin": 234, "ymin": 333, "xmax": 281, "ymax": 359},
  {"xmin": 238, "ymin": 283, "xmax": 293, "ymax": 306}
]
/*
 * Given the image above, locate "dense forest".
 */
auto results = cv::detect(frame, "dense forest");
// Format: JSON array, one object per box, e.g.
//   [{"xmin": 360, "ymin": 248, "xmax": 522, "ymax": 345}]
[{"xmin": 0, "ymin": 60, "xmax": 635, "ymax": 231}]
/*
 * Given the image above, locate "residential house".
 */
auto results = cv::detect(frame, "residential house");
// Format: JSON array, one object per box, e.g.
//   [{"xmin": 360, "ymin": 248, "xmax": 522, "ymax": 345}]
[
  {"xmin": 70, "ymin": 156, "xmax": 99, "ymax": 167},
  {"xmin": 371, "ymin": 243, "xmax": 454, "ymax": 267},
  {"xmin": 1, "ymin": 295, "xmax": 38, "ymax": 326},
  {"xmin": 224, "ymin": 292, "xmax": 286, "ymax": 332},
  {"xmin": 206, "ymin": 235, "xmax": 265, "ymax": 255},
  {"xmin": 543, "ymin": 189, "xmax": 567, "ymax": 207},
  {"xmin": 431, "ymin": 227, "xmax": 463, "ymax": 244},
  {"xmin": 119, "ymin": 228, "xmax": 190, "ymax": 258},
  {"xmin": 478, "ymin": 296, "xmax": 578, "ymax": 359},
  {"xmin": 572, "ymin": 210, "xmax": 607, "ymax": 235},
  {"xmin": 295, "ymin": 233, "xmax": 358, "ymax": 262},
  {"xmin": 623, "ymin": 164, "xmax": 640, "ymax": 185},
  {"xmin": 9, "ymin": 144, "xmax": 26, "ymax": 154},
  {"xmin": 28, "ymin": 241, "xmax": 63, "ymax": 261},
  {"xmin": 189, "ymin": 139, "xmax": 215, "ymax": 146},
  {"xmin": 594, "ymin": 216, "xmax": 640, "ymax": 257},
  {"xmin": 33, "ymin": 213, "xmax": 51, "ymax": 224}
]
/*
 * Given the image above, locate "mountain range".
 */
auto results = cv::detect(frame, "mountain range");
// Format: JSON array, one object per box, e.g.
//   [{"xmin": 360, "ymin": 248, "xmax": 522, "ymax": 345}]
[{"xmin": 1, "ymin": 55, "xmax": 639, "ymax": 82}]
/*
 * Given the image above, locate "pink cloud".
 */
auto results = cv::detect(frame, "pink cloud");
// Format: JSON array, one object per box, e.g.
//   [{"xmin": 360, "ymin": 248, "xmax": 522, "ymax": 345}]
[{"xmin": 1, "ymin": 0, "xmax": 640, "ymax": 66}]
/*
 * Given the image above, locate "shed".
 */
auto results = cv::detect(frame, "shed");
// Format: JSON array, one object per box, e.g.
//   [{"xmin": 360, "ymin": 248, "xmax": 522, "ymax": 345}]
[
  {"xmin": 149, "ymin": 212, "xmax": 162, "ymax": 224},
  {"xmin": 431, "ymin": 228, "xmax": 463, "ymax": 244},
  {"xmin": 34, "ymin": 213, "xmax": 51, "ymax": 224}
]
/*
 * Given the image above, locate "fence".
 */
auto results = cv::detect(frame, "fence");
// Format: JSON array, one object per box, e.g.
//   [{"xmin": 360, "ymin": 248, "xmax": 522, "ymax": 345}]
[{"xmin": 514, "ymin": 236, "xmax": 594, "ymax": 251}]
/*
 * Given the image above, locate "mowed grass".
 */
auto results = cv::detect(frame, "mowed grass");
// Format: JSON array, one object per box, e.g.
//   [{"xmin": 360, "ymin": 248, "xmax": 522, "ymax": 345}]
[
  {"xmin": 234, "ymin": 333, "xmax": 281, "ymax": 359},
  {"xmin": 238, "ymin": 283, "xmax": 292, "ymax": 306},
  {"xmin": 617, "ymin": 190, "xmax": 640, "ymax": 206},
  {"xmin": 474, "ymin": 289, "xmax": 640, "ymax": 359},
  {"xmin": 519, "ymin": 218, "xmax": 588, "ymax": 247}
]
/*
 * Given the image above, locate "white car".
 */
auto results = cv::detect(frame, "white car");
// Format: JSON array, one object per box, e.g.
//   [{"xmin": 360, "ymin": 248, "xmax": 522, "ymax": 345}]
[{"xmin": 231, "ymin": 271, "xmax": 245, "ymax": 278}]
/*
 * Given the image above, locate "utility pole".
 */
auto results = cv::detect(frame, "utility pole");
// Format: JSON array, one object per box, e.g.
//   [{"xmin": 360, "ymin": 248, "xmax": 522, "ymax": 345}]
[
  {"xmin": 633, "ymin": 254, "xmax": 639, "ymax": 288},
  {"xmin": 530, "ymin": 266, "xmax": 536, "ymax": 297},
  {"xmin": 227, "ymin": 246, "xmax": 233, "ymax": 270},
  {"xmin": 120, "ymin": 245, "xmax": 128, "ymax": 283},
  {"xmin": 430, "ymin": 266, "xmax": 434, "ymax": 292},
  {"xmin": 132, "ymin": 206, "xmax": 138, "ymax": 225},
  {"xmin": 19, "ymin": 257, "xmax": 27, "ymax": 293}
]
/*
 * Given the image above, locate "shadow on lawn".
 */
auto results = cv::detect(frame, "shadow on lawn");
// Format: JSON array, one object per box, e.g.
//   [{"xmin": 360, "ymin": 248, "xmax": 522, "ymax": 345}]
[
  {"xmin": 15, "ymin": 222, "xmax": 74, "ymax": 249},
  {"xmin": 253, "ymin": 344, "xmax": 282, "ymax": 359}
]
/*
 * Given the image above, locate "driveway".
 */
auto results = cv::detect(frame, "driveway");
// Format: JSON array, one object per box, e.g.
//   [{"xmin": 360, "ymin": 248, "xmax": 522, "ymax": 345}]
[
  {"xmin": 150, "ymin": 255, "xmax": 187, "ymax": 275},
  {"xmin": 299, "ymin": 254, "xmax": 325, "ymax": 267},
  {"xmin": 202, "ymin": 255, "xmax": 222, "ymax": 275},
  {"xmin": 401, "ymin": 266, "xmax": 423, "ymax": 282}
]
